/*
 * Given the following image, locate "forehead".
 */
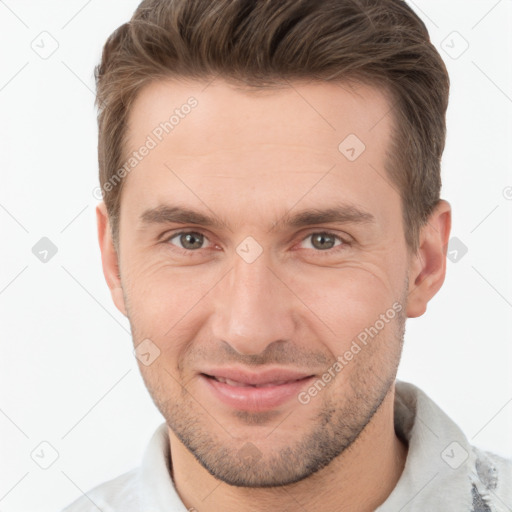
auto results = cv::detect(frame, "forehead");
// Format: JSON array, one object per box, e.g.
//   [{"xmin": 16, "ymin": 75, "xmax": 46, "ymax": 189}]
[
  {"xmin": 125, "ymin": 77, "xmax": 393, "ymax": 157},
  {"xmin": 120, "ymin": 77, "xmax": 398, "ymax": 230}
]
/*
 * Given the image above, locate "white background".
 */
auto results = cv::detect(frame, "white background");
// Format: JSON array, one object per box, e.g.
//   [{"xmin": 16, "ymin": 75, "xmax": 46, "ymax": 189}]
[{"xmin": 0, "ymin": 1, "xmax": 511, "ymax": 511}]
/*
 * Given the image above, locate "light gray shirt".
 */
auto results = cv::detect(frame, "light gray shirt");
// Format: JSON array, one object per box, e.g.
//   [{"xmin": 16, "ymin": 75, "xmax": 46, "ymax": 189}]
[{"xmin": 62, "ymin": 380, "xmax": 512, "ymax": 511}]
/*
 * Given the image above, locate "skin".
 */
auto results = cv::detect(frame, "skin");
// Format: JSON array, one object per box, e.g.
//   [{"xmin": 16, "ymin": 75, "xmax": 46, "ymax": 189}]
[{"xmin": 97, "ymin": 78, "xmax": 451, "ymax": 512}]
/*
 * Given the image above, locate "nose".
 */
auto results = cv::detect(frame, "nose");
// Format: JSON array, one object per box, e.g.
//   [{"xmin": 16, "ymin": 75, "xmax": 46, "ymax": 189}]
[{"xmin": 211, "ymin": 248, "xmax": 297, "ymax": 356}]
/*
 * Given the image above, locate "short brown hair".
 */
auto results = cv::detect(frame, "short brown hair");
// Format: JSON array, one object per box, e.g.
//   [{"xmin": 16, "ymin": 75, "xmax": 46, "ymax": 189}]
[{"xmin": 95, "ymin": 0, "xmax": 449, "ymax": 253}]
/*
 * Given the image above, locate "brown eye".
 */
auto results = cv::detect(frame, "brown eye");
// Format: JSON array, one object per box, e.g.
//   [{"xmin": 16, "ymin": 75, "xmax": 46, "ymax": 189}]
[
  {"xmin": 168, "ymin": 231, "xmax": 208, "ymax": 250},
  {"xmin": 302, "ymin": 232, "xmax": 344, "ymax": 251},
  {"xmin": 311, "ymin": 233, "xmax": 337, "ymax": 250}
]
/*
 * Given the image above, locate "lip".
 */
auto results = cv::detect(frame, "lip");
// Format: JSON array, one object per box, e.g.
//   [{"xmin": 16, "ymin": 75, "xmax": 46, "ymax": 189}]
[
  {"xmin": 199, "ymin": 368, "xmax": 315, "ymax": 412},
  {"xmin": 200, "ymin": 367, "xmax": 314, "ymax": 386}
]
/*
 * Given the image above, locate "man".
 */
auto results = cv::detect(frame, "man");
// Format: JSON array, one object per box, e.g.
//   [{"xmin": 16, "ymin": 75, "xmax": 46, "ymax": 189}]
[{"xmin": 63, "ymin": 0, "xmax": 511, "ymax": 510}]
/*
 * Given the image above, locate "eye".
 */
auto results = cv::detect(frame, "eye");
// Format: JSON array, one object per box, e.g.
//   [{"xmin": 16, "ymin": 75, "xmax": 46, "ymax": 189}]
[
  {"xmin": 162, "ymin": 230, "xmax": 350, "ymax": 256},
  {"xmin": 299, "ymin": 232, "xmax": 348, "ymax": 252},
  {"xmin": 166, "ymin": 231, "xmax": 212, "ymax": 251}
]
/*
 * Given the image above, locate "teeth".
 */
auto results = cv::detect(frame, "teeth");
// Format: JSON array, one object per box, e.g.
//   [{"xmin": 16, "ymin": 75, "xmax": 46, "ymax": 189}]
[{"xmin": 213, "ymin": 376, "xmax": 290, "ymax": 387}]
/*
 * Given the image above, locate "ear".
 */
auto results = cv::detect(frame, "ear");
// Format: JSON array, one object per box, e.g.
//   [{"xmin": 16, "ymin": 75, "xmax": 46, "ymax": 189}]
[
  {"xmin": 406, "ymin": 199, "xmax": 452, "ymax": 318},
  {"xmin": 96, "ymin": 202, "xmax": 127, "ymax": 316}
]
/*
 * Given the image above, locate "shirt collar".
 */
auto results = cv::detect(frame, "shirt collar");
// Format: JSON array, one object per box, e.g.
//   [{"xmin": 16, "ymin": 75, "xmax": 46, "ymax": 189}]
[
  {"xmin": 376, "ymin": 379, "xmax": 474, "ymax": 511},
  {"xmin": 136, "ymin": 380, "xmax": 478, "ymax": 511}
]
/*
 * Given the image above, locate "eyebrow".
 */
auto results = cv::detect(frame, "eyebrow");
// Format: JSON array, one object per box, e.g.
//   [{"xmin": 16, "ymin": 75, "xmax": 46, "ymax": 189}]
[
  {"xmin": 138, "ymin": 203, "xmax": 375, "ymax": 232},
  {"xmin": 273, "ymin": 204, "xmax": 375, "ymax": 231},
  {"xmin": 140, "ymin": 205, "xmax": 229, "ymax": 230}
]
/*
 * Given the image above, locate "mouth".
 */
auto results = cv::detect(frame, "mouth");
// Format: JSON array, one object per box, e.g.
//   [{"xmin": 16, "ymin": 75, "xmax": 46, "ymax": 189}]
[
  {"xmin": 199, "ymin": 371, "xmax": 315, "ymax": 412},
  {"xmin": 202, "ymin": 374, "xmax": 311, "ymax": 388}
]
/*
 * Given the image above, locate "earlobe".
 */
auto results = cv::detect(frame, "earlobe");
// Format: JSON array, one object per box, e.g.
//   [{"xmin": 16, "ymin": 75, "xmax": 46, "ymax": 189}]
[
  {"xmin": 406, "ymin": 200, "xmax": 452, "ymax": 318},
  {"xmin": 96, "ymin": 202, "xmax": 127, "ymax": 316}
]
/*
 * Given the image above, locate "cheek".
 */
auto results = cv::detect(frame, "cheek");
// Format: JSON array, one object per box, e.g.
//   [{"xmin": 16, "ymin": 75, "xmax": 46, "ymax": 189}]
[
  {"xmin": 288, "ymin": 262, "xmax": 403, "ymax": 350},
  {"xmin": 122, "ymin": 256, "xmax": 219, "ymax": 347},
  {"xmin": 123, "ymin": 246, "xmax": 405, "ymax": 352}
]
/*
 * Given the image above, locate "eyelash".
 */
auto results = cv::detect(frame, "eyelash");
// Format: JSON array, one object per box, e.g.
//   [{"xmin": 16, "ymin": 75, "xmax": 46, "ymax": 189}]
[{"xmin": 162, "ymin": 230, "xmax": 351, "ymax": 257}]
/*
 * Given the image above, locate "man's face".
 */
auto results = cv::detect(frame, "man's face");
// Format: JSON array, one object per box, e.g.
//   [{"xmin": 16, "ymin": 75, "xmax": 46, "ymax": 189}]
[{"xmin": 110, "ymin": 78, "xmax": 414, "ymax": 486}]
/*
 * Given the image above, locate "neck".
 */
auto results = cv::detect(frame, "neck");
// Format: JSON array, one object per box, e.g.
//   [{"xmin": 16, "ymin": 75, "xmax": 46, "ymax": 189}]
[{"xmin": 168, "ymin": 385, "xmax": 408, "ymax": 512}]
